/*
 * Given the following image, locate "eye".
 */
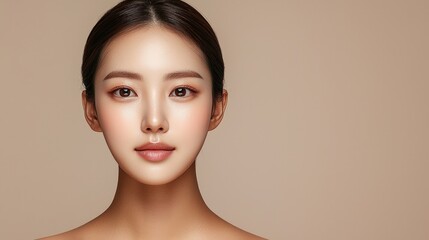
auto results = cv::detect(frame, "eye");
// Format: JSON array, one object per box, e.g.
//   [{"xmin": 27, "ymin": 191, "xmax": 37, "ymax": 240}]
[
  {"xmin": 112, "ymin": 87, "xmax": 136, "ymax": 98},
  {"xmin": 169, "ymin": 87, "xmax": 196, "ymax": 98}
]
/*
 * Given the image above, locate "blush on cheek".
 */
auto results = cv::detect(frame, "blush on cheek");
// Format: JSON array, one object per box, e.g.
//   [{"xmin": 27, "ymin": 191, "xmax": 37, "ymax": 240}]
[
  {"xmin": 184, "ymin": 116, "xmax": 211, "ymax": 151},
  {"xmin": 177, "ymin": 100, "xmax": 212, "ymax": 131},
  {"xmin": 189, "ymin": 109, "xmax": 211, "ymax": 130},
  {"xmin": 98, "ymin": 105, "xmax": 141, "ymax": 142}
]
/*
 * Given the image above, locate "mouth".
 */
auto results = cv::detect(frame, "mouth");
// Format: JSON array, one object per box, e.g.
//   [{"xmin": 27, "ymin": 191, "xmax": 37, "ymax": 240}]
[{"xmin": 135, "ymin": 143, "xmax": 175, "ymax": 162}]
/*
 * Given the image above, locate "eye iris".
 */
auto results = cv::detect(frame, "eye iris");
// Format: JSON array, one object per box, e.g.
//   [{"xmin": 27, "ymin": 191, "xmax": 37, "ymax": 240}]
[
  {"xmin": 175, "ymin": 88, "xmax": 186, "ymax": 97},
  {"xmin": 119, "ymin": 88, "xmax": 131, "ymax": 97}
]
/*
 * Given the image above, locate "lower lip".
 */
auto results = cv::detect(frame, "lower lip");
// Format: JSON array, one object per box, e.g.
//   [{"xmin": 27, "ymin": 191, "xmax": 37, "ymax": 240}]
[{"xmin": 136, "ymin": 150, "xmax": 173, "ymax": 162}]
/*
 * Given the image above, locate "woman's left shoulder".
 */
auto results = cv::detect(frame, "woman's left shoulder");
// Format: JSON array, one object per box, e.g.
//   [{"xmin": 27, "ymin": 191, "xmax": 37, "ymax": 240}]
[
  {"xmin": 210, "ymin": 220, "xmax": 267, "ymax": 240},
  {"xmin": 231, "ymin": 229, "xmax": 267, "ymax": 240}
]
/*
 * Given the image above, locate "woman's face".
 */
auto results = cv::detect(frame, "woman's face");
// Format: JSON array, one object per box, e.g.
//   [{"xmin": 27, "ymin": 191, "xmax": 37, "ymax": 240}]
[{"xmin": 83, "ymin": 26, "xmax": 226, "ymax": 185}]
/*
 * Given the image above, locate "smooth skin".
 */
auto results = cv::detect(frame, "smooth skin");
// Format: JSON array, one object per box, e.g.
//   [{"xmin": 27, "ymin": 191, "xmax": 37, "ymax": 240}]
[{"xmin": 40, "ymin": 26, "xmax": 265, "ymax": 240}]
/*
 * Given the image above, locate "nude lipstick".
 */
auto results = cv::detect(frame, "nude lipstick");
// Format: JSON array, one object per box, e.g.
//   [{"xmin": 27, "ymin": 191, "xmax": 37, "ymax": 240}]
[{"xmin": 135, "ymin": 143, "xmax": 175, "ymax": 162}]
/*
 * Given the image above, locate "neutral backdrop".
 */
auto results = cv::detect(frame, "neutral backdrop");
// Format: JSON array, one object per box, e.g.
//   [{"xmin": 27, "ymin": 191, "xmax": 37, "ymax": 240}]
[{"xmin": 1, "ymin": 1, "xmax": 428, "ymax": 239}]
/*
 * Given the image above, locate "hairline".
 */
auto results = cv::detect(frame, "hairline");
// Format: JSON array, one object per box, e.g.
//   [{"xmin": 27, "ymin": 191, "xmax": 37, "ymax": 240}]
[{"xmin": 97, "ymin": 23, "xmax": 209, "ymax": 80}]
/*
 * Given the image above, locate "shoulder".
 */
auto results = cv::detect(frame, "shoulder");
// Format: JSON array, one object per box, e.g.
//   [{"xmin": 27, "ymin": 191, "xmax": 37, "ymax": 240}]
[
  {"xmin": 36, "ymin": 226, "xmax": 90, "ymax": 240},
  {"xmin": 36, "ymin": 233, "xmax": 72, "ymax": 240},
  {"xmin": 223, "ymin": 228, "xmax": 267, "ymax": 240},
  {"xmin": 37, "ymin": 215, "xmax": 107, "ymax": 240},
  {"xmin": 206, "ymin": 218, "xmax": 266, "ymax": 240}
]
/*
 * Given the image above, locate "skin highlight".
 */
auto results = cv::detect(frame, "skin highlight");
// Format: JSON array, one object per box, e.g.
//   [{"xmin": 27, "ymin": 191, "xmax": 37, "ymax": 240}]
[
  {"xmin": 91, "ymin": 26, "xmax": 215, "ymax": 186},
  {"xmin": 40, "ymin": 26, "xmax": 265, "ymax": 239}
]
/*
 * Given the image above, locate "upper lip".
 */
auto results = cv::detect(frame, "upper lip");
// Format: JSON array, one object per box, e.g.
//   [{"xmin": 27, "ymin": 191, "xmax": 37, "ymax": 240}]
[{"xmin": 135, "ymin": 143, "xmax": 175, "ymax": 151}]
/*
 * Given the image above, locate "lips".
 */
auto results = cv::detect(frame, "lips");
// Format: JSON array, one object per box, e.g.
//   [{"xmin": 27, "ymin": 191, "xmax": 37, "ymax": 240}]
[{"xmin": 135, "ymin": 143, "xmax": 175, "ymax": 162}]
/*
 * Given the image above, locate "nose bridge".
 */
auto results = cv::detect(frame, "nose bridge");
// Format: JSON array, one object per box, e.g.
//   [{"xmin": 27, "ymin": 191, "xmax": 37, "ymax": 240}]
[{"xmin": 142, "ymin": 89, "xmax": 168, "ymax": 133}]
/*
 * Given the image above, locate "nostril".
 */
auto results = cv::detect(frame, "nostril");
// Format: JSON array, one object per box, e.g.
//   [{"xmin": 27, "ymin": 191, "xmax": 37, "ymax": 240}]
[
  {"xmin": 141, "ymin": 118, "xmax": 169, "ymax": 133},
  {"xmin": 145, "ymin": 127, "xmax": 164, "ymax": 133}
]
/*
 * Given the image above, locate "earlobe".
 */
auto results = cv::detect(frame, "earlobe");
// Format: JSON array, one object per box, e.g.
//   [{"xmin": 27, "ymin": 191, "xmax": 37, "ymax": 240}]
[
  {"xmin": 82, "ymin": 91, "xmax": 102, "ymax": 132},
  {"xmin": 209, "ymin": 89, "xmax": 228, "ymax": 131}
]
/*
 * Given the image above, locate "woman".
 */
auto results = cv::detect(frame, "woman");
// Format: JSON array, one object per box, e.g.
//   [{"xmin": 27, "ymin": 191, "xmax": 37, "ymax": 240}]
[{"xmin": 40, "ymin": 0, "xmax": 265, "ymax": 239}]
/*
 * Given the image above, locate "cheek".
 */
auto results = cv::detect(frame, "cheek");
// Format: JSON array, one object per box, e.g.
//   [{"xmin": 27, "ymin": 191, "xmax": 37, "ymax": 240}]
[
  {"xmin": 96, "ymin": 100, "xmax": 141, "ymax": 143},
  {"xmin": 170, "ymin": 99, "xmax": 212, "ymax": 138}
]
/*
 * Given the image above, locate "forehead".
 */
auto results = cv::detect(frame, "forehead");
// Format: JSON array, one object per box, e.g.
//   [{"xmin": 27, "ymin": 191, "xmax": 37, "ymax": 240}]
[{"xmin": 96, "ymin": 26, "xmax": 210, "ymax": 81}]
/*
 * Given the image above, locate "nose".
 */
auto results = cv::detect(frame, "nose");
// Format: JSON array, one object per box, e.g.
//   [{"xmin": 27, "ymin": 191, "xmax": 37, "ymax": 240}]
[{"xmin": 141, "ymin": 98, "xmax": 169, "ymax": 134}]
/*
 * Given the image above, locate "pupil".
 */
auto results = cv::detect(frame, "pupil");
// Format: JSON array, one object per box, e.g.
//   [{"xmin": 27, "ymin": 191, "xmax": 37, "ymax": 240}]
[
  {"xmin": 120, "ymin": 89, "xmax": 130, "ymax": 97},
  {"xmin": 176, "ymin": 88, "xmax": 185, "ymax": 96}
]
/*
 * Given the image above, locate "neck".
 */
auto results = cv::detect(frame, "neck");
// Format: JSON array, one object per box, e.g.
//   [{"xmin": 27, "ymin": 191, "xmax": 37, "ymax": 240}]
[{"xmin": 102, "ymin": 162, "xmax": 213, "ymax": 238}]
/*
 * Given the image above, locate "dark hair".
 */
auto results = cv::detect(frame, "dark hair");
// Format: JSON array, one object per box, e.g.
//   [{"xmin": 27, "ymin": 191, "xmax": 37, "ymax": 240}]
[{"xmin": 82, "ymin": 0, "xmax": 224, "ymax": 105}]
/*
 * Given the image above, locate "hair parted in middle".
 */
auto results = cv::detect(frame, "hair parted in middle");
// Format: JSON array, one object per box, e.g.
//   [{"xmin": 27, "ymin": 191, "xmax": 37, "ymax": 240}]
[{"xmin": 82, "ymin": 0, "xmax": 225, "ymax": 106}]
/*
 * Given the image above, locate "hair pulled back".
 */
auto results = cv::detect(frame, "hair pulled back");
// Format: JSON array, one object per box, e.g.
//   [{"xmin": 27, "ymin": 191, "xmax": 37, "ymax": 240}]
[{"xmin": 82, "ymin": 0, "xmax": 224, "ymax": 103}]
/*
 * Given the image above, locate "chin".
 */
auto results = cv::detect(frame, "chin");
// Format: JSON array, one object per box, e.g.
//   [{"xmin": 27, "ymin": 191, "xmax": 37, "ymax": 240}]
[
  {"xmin": 135, "ymin": 174, "xmax": 179, "ymax": 186},
  {"xmin": 118, "ymin": 159, "xmax": 196, "ymax": 186}
]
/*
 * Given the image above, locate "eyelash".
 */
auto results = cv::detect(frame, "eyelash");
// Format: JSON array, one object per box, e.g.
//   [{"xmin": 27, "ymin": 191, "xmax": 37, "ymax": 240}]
[
  {"xmin": 109, "ymin": 85, "xmax": 198, "ymax": 99},
  {"xmin": 111, "ymin": 86, "xmax": 137, "ymax": 98},
  {"xmin": 169, "ymin": 85, "xmax": 198, "ymax": 98}
]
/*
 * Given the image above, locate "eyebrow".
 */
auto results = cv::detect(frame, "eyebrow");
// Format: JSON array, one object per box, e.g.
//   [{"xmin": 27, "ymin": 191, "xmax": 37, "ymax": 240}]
[
  {"xmin": 165, "ymin": 70, "xmax": 203, "ymax": 80},
  {"xmin": 103, "ymin": 71, "xmax": 142, "ymax": 81},
  {"xmin": 103, "ymin": 70, "xmax": 203, "ymax": 81}
]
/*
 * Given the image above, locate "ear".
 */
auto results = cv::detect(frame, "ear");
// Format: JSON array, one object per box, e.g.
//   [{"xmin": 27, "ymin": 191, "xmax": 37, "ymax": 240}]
[
  {"xmin": 82, "ymin": 91, "xmax": 102, "ymax": 132},
  {"xmin": 209, "ymin": 89, "xmax": 228, "ymax": 131}
]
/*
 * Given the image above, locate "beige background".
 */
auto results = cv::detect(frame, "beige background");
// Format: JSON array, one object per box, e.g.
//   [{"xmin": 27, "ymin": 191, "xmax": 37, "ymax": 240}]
[{"xmin": 1, "ymin": 0, "xmax": 428, "ymax": 239}]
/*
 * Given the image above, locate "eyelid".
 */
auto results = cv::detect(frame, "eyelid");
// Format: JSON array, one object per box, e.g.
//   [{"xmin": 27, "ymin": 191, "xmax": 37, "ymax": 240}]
[
  {"xmin": 177, "ymin": 85, "xmax": 198, "ymax": 92},
  {"xmin": 169, "ymin": 85, "xmax": 198, "ymax": 97},
  {"xmin": 110, "ymin": 86, "xmax": 138, "ymax": 97}
]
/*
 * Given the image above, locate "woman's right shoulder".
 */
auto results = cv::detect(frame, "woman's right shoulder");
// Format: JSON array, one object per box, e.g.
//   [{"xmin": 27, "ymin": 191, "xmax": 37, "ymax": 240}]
[
  {"xmin": 37, "ymin": 227, "xmax": 87, "ymax": 240},
  {"xmin": 37, "ymin": 215, "xmax": 104, "ymax": 240},
  {"xmin": 37, "ymin": 234, "xmax": 69, "ymax": 240},
  {"xmin": 37, "ymin": 231, "xmax": 76, "ymax": 240}
]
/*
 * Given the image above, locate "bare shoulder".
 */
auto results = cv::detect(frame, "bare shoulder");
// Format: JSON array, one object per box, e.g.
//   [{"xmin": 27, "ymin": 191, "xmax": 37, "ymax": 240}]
[
  {"xmin": 36, "ymin": 231, "xmax": 75, "ymax": 240},
  {"xmin": 37, "ymin": 214, "xmax": 107, "ymax": 240},
  {"xmin": 207, "ymin": 218, "xmax": 267, "ymax": 240},
  {"xmin": 36, "ymin": 224, "xmax": 92, "ymax": 240},
  {"xmin": 224, "ymin": 227, "xmax": 267, "ymax": 240}
]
